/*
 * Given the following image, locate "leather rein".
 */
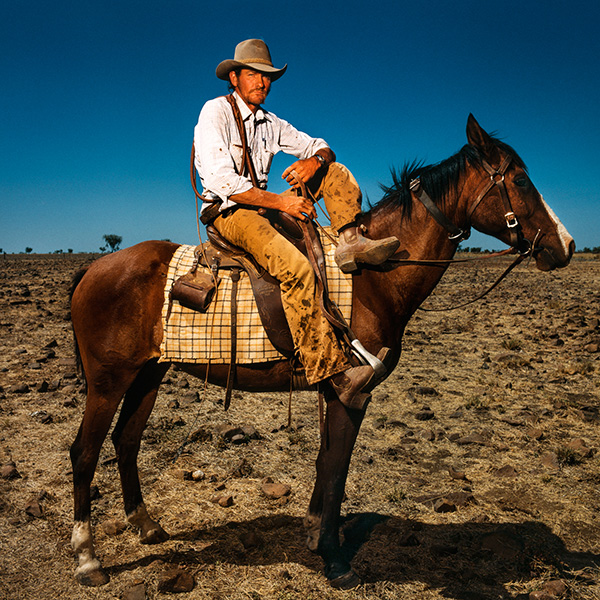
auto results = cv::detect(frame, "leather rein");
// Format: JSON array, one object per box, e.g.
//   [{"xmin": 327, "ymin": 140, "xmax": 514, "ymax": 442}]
[{"xmin": 393, "ymin": 153, "xmax": 538, "ymax": 311}]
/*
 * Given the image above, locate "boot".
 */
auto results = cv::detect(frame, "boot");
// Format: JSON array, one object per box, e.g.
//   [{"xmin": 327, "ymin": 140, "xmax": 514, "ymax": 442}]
[
  {"xmin": 334, "ymin": 226, "xmax": 400, "ymax": 273},
  {"xmin": 329, "ymin": 365, "xmax": 375, "ymax": 410}
]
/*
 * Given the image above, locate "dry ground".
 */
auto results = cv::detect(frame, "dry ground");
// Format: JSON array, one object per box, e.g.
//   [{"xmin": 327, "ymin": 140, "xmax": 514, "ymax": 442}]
[{"xmin": 1, "ymin": 252, "xmax": 599, "ymax": 600}]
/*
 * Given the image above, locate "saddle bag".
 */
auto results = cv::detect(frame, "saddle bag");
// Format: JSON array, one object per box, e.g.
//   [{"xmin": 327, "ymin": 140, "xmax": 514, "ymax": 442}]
[{"xmin": 172, "ymin": 269, "xmax": 220, "ymax": 312}]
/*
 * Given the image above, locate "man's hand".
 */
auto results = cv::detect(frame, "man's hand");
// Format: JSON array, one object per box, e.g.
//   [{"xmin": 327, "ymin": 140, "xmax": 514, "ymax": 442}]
[
  {"xmin": 277, "ymin": 193, "xmax": 316, "ymax": 221},
  {"xmin": 282, "ymin": 157, "xmax": 320, "ymax": 189}
]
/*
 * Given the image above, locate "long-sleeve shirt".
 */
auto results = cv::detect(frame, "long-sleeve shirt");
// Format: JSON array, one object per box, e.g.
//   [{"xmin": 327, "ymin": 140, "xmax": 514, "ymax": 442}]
[{"xmin": 193, "ymin": 91, "xmax": 329, "ymax": 211}]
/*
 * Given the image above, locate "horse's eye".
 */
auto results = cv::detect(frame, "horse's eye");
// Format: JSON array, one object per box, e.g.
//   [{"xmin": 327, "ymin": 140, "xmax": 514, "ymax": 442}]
[{"xmin": 514, "ymin": 176, "xmax": 529, "ymax": 187}]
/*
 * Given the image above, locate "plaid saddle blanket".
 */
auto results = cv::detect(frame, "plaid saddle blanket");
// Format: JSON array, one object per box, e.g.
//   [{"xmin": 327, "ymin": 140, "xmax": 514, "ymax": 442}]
[{"xmin": 159, "ymin": 230, "xmax": 353, "ymax": 364}]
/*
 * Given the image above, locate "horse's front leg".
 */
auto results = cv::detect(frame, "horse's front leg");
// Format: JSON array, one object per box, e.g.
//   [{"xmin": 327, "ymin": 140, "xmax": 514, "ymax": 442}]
[{"xmin": 305, "ymin": 390, "xmax": 366, "ymax": 589}]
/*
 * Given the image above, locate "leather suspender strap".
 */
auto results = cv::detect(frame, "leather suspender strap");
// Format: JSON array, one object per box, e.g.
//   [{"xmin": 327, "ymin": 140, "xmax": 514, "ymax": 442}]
[{"xmin": 225, "ymin": 94, "xmax": 260, "ymax": 187}]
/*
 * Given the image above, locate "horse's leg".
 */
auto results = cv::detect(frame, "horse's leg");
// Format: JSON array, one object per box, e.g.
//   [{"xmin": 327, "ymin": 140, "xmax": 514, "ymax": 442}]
[
  {"xmin": 111, "ymin": 359, "xmax": 170, "ymax": 544},
  {"xmin": 305, "ymin": 389, "xmax": 366, "ymax": 588},
  {"xmin": 70, "ymin": 375, "xmax": 132, "ymax": 586}
]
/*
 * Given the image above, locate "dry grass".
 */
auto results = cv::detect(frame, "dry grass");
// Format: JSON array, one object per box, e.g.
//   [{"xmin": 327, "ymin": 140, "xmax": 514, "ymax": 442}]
[{"xmin": 1, "ymin": 253, "xmax": 599, "ymax": 599}]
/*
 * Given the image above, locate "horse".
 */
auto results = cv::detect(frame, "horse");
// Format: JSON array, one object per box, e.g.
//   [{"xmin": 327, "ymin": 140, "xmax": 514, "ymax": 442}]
[{"xmin": 68, "ymin": 115, "xmax": 574, "ymax": 588}]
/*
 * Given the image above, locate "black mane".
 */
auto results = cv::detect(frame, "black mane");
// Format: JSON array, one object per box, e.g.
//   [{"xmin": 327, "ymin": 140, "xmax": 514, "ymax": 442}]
[{"xmin": 371, "ymin": 137, "xmax": 527, "ymax": 220}]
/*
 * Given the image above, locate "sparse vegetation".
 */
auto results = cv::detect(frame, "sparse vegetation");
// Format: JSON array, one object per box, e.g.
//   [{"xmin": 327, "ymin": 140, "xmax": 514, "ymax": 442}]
[{"xmin": 0, "ymin": 252, "xmax": 598, "ymax": 600}]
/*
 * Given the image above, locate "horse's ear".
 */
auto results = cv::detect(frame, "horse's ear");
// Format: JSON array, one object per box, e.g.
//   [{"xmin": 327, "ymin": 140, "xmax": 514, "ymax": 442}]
[{"xmin": 466, "ymin": 114, "xmax": 493, "ymax": 151}]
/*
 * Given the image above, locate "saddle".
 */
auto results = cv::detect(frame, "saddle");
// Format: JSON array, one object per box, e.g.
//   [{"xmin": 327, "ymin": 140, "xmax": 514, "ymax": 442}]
[{"xmin": 172, "ymin": 211, "xmax": 323, "ymax": 358}]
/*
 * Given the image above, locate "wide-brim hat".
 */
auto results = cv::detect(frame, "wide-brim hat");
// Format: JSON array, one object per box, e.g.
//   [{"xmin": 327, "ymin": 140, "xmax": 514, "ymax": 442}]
[{"xmin": 216, "ymin": 39, "xmax": 287, "ymax": 82}]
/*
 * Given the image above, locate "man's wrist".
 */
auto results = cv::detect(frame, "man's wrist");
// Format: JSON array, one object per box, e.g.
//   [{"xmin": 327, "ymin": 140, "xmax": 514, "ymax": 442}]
[{"xmin": 313, "ymin": 154, "xmax": 327, "ymax": 168}]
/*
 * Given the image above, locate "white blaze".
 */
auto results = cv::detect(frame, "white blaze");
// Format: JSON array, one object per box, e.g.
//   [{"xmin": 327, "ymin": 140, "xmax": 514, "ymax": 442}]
[{"xmin": 541, "ymin": 195, "xmax": 574, "ymax": 257}]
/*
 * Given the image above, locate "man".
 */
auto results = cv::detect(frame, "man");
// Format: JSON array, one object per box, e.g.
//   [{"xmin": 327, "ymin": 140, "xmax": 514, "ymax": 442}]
[{"xmin": 193, "ymin": 39, "xmax": 399, "ymax": 408}]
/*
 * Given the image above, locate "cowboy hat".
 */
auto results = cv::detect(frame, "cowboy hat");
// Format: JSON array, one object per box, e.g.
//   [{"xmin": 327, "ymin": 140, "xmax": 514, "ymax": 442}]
[{"xmin": 216, "ymin": 39, "xmax": 287, "ymax": 81}]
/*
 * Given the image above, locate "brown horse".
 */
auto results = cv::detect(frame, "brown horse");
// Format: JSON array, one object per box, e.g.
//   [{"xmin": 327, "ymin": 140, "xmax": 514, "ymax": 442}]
[{"xmin": 69, "ymin": 115, "xmax": 574, "ymax": 588}]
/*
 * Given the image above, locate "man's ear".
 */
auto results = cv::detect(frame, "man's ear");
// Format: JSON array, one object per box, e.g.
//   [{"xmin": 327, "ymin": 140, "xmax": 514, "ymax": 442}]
[{"xmin": 229, "ymin": 71, "xmax": 238, "ymax": 89}]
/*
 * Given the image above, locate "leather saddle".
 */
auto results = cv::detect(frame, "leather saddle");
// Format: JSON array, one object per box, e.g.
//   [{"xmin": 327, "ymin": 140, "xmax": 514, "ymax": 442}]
[{"xmin": 197, "ymin": 216, "xmax": 298, "ymax": 357}]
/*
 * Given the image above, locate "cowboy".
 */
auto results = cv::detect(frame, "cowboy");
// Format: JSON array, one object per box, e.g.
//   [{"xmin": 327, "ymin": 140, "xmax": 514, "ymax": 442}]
[{"xmin": 193, "ymin": 39, "xmax": 399, "ymax": 408}]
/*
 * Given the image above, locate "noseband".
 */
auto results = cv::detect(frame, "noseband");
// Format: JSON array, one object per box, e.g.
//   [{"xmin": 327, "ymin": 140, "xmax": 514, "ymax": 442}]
[{"xmin": 410, "ymin": 153, "xmax": 532, "ymax": 256}]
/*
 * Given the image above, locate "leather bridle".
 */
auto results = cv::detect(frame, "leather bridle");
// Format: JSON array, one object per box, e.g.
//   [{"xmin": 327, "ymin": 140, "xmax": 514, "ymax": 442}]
[{"xmin": 410, "ymin": 152, "xmax": 532, "ymax": 256}]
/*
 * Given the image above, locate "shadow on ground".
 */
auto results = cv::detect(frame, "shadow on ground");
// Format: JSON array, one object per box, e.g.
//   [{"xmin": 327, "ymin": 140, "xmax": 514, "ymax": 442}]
[{"xmin": 107, "ymin": 512, "xmax": 600, "ymax": 599}]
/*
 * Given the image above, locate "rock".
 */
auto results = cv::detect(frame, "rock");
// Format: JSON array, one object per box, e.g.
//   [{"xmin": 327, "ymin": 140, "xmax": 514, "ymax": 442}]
[
  {"xmin": 191, "ymin": 469, "xmax": 205, "ymax": 481},
  {"xmin": 583, "ymin": 342, "xmax": 599, "ymax": 353},
  {"xmin": 542, "ymin": 579, "xmax": 567, "ymax": 597},
  {"xmin": 526, "ymin": 427, "xmax": 544, "ymax": 440},
  {"xmin": 189, "ymin": 428, "xmax": 212, "ymax": 443},
  {"xmin": 122, "ymin": 582, "xmax": 146, "ymax": 600},
  {"xmin": 37, "ymin": 380, "xmax": 49, "ymax": 393},
  {"xmin": 238, "ymin": 531, "xmax": 263, "ymax": 549},
  {"xmin": 456, "ymin": 433, "xmax": 487, "ymax": 445},
  {"xmin": 24, "ymin": 499, "xmax": 43, "ymax": 518},
  {"xmin": 409, "ymin": 386, "xmax": 439, "ymax": 396},
  {"xmin": 261, "ymin": 477, "xmax": 291, "ymax": 499},
  {"xmin": 434, "ymin": 498, "xmax": 456, "ymax": 513},
  {"xmin": 448, "ymin": 467, "xmax": 468, "ymax": 481},
  {"xmin": 101, "ymin": 519, "xmax": 126, "ymax": 536},
  {"xmin": 157, "ymin": 567, "xmax": 195, "ymax": 593},
  {"xmin": 7, "ymin": 383, "xmax": 30, "ymax": 394},
  {"xmin": 30, "ymin": 410, "xmax": 53, "ymax": 424},
  {"xmin": 567, "ymin": 438, "xmax": 593, "ymax": 458},
  {"xmin": 214, "ymin": 424, "xmax": 244, "ymax": 441},
  {"xmin": 541, "ymin": 451, "xmax": 560, "ymax": 471},
  {"xmin": 241, "ymin": 424, "xmax": 259, "ymax": 439},
  {"xmin": 1, "ymin": 461, "xmax": 21, "ymax": 480},
  {"xmin": 494, "ymin": 465, "xmax": 518, "ymax": 478},
  {"xmin": 214, "ymin": 494, "xmax": 234, "ymax": 507},
  {"xmin": 231, "ymin": 434, "xmax": 246, "ymax": 444},
  {"xmin": 28, "ymin": 362, "xmax": 42, "ymax": 370},
  {"xmin": 415, "ymin": 409, "xmax": 435, "ymax": 421}
]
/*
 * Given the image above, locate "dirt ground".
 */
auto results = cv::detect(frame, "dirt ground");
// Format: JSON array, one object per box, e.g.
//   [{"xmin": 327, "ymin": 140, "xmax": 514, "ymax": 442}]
[{"xmin": 1, "ymin": 252, "xmax": 599, "ymax": 600}]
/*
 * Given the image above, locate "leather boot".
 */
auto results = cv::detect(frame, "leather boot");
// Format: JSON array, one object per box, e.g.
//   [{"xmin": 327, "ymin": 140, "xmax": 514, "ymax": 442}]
[
  {"xmin": 334, "ymin": 226, "xmax": 400, "ymax": 273},
  {"xmin": 329, "ymin": 365, "xmax": 375, "ymax": 410}
]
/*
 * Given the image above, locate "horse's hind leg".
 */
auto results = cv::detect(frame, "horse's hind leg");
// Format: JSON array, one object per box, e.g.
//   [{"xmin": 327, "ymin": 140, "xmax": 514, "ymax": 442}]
[
  {"xmin": 111, "ymin": 359, "xmax": 170, "ymax": 544},
  {"xmin": 70, "ymin": 382, "xmax": 129, "ymax": 586}
]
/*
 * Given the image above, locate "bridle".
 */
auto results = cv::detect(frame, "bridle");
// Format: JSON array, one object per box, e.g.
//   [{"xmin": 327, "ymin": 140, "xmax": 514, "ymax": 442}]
[
  {"xmin": 410, "ymin": 152, "xmax": 532, "ymax": 256},
  {"xmin": 402, "ymin": 151, "xmax": 539, "ymax": 311}
]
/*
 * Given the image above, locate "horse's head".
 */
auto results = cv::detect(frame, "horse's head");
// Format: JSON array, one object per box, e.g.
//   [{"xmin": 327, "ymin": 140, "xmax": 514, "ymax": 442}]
[{"xmin": 464, "ymin": 115, "xmax": 574, "ymax": 271}]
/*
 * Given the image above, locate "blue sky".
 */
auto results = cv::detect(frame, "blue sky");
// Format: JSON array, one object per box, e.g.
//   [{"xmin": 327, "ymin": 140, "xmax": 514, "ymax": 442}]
[{"xmin": 1, "ymin": 0, "xmax": 598, "ymax": 253}]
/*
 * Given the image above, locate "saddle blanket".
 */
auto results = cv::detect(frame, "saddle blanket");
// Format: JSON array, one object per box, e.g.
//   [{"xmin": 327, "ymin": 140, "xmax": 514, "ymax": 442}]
[{"xmin": 159, "ymin": 231, "xmax": 353, "ymax": 364}]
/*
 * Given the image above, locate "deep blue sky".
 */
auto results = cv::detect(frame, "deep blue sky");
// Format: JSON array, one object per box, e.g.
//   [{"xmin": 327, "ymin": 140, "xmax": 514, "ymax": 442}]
[{"xmin": 2, "ymin": 0, "xmax": 598, "ymax": 253}]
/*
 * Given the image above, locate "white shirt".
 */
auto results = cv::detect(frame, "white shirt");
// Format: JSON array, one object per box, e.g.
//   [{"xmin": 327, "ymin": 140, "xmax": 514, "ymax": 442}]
[{"xmin": 194, "ymin": 91, "xmax": 329, "ymax": 211}]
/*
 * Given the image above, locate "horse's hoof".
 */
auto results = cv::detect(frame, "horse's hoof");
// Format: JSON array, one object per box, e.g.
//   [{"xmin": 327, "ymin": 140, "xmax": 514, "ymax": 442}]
[
  {"xmin": 140, "ymin": 525, "xmax": 169, "ymax": 544},
  {"xmin": 75, "ymin": 565, "xmax": 110, "ymax": 587},
  {"xmin": 329, "ymin": 569, "xmax": 361, "ymax": 589}
]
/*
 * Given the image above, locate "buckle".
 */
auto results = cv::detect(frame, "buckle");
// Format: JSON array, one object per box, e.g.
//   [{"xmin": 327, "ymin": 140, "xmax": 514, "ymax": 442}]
[
  {"xmin": 409, "ymin": 178, "xmax": 421, "ymax": 192},
  {"xmin": 505, "ymin": 212, "xmax": 518, "ymax": 228}
]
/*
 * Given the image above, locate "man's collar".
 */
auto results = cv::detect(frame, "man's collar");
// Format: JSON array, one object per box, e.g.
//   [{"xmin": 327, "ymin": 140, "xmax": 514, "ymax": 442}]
[{"xmin": 232, "ymin": 91, "xmax": 269, "ymax": 122}]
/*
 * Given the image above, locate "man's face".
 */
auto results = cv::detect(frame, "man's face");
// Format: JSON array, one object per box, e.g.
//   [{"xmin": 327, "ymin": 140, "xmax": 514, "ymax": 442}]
[{"xmin": 230, "ymin": 68, "xmax": 271, "ymax": 111}]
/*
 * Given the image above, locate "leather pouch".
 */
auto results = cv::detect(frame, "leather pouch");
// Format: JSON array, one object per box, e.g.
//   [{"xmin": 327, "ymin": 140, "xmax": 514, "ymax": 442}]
[{"xmin": 172, "ymin": 270, "xmax": 220, "ymax": 312}]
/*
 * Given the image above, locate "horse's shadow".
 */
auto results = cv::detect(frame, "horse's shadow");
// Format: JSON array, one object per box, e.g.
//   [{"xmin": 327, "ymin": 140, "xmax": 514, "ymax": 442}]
[{"xmin": 109, "ymin": 513, "xmax": 599, "ymax": 599}]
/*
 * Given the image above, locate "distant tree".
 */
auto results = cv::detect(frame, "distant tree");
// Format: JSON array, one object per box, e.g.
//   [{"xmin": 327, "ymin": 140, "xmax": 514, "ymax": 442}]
[
  {"xmin": 100, "ymin": 246, "xmax": 107, "ymax": 253},
  {"xmin": 102, "ymin": 234, "xmax": 122, "ymax": 252},
  {"xmin": 68, "ymin": 248, "xmax": 73, "ymax": 254},
  {"xmin": 54, "ymin": 249, "xmax": 63, "ymax": 254},
  {"xmin": 25, "ymin": 247, "xmax": 33, "ymax": 254}
]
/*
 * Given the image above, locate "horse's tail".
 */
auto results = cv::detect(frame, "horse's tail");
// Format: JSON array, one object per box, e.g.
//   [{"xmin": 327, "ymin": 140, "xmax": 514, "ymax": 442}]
[{"xmin": 69, "ymin": 267, "xmax": 88, "ymax": 388}]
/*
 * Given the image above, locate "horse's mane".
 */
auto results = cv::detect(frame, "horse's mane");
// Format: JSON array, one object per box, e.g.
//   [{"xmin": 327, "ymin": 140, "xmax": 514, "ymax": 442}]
[{"xmin": 370, "ymin": 136, "xmax": 527, "ymax": 220}]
